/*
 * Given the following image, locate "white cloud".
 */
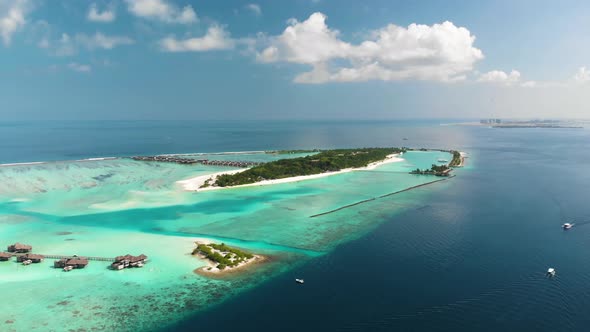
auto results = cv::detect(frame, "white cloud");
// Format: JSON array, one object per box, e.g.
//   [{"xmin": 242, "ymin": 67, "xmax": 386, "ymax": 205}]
[
  {"xmin": 125, "ymin": 0, "xmax": 197, "ymax": 24},
  {"xmin": 45, "ymin": 32, "xmax": 134, "ymax": 56},
  {"xmin": 0, "ymin": 0, "xmax": 31, "ymax": 45},
  {"xmin": 67, "ymin": 62, "xmax": 92, "ymax": 73},
  {"xmin": 257, "ymin": 12, "xmax": 484, "ymax": 83},
  {"xmin": 574, "ymin": 66, "xmax": 590, "ymax": 83},
  {"xmin": 160, "ymin": 25, "xmax": 234, "ymax": 52},
  {"xmin": 477, "ymin": 69, "xmax": 539, "ymax": 87},
  {"xmin": 478, "ymin": 70, "xmax": 521, "ymax": 85},
  {"xmin": 245, "ymin": 3, "xmax": 261, "ymax": 16},
  {"xmin": 88, "ymin": 3, "xmax": 115, "ymax": 23},
  {"xmin": 75, "ymin": 32, "xmax": 134, "ymax": 49},
  {"xmin": 54, "ymin": 33, "xmax": 76, "ymax": 56}
]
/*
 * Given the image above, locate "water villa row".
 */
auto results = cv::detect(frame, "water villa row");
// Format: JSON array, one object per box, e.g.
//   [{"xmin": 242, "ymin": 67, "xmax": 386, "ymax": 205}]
[
  {"xmin": 2, "ymin": 243, "xmax": 147, "ymax": 271},
  {"xmin": 131, "ymin": 155, "xmax": 263, "ymax": 167}
]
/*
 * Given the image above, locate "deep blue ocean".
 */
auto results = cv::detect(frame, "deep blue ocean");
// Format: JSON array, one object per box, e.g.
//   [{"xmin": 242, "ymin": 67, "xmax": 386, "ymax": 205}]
[{"xmin": 3, "ymin": 120, "xmax": 590, "ymax": 331}]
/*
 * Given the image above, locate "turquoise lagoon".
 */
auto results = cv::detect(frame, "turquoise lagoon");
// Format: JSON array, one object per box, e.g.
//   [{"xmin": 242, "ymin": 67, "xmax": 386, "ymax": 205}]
[{"xmin": 0, "ymin": 150, "xmax": 454, "ymax": 331}]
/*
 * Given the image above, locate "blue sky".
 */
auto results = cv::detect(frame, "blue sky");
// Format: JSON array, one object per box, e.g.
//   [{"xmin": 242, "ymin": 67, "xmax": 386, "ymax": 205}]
[{"xmin": 1, "ymin": 0, "xmax": 589, "ymax": 120}]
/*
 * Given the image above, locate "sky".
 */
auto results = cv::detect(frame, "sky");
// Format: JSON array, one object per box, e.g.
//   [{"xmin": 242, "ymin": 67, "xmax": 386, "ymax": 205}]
[{"xmin": 1, "ymin": 0, "xmax": 589, "ymax": 120}]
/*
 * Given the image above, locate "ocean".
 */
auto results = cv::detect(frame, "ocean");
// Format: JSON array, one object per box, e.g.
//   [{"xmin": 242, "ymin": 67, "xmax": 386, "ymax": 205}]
[{"xmin": 1, "ymin": 120, "xmax": 589, "ymax": 331}]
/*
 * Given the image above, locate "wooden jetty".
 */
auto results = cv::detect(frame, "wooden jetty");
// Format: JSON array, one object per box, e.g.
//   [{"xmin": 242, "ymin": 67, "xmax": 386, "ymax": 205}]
[
  {"xmin": 132, "ymin": 155, "xmax": 199, "ymax": 164},
  {"xmin": 131, "ymin": 155, "xmax": 263, "ymax": 167},
  {"xmin": 1, "ymin": 243, "xmax": 147, "ymax": 271},
  {"xmin": 43, "ymin": 254, "xmax": 115, "ymax": 262},
  {"xmin": 1, "ymin": 253, "xmax": 115, "ymax": 262}
]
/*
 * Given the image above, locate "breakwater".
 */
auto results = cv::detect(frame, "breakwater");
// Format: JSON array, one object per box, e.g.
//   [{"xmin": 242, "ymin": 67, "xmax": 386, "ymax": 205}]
[{"xmin": 309, "ymin": 175, "xmax": 455, "ymax": 218}]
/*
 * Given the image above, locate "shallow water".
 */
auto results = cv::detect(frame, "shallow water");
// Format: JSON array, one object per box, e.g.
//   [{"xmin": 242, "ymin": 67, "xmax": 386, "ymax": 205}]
[{"xmin": 0, "ymin": 143, "xmax": 451, "ymax": 331}]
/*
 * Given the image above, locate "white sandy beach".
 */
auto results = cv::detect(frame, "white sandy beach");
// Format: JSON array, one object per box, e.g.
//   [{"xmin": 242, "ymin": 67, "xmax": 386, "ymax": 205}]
[
  {"xmin": 192, "ymin": 239, "xmax": 264, "ymax": 275},
  {"xmin": 177, "ymin": 153, "xmax": 404, "ymax": 192}
]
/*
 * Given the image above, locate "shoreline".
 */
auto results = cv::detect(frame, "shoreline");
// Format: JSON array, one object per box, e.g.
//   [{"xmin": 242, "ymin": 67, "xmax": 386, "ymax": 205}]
[
  {"xmin": 457, "ymin": 152, "xmax": 466, "ymax": 167},
  {"xmin": 177, "ymin": 153, "xmax": 404, "ymax": 192}
]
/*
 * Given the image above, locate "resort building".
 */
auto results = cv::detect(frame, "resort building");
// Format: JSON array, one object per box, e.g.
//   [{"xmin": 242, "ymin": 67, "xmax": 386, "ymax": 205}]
[
  {"xmin": 0, "ymin": 252, "xmax": 12, "ymax": 261},
  {"xmin": 17, "ymin": 254, "xmax": 44, "ymax": 263},
  {"xmin": 111, "ymin": 254, "xmax": 148, "ymax": 270},
  {"xmin": 54, "ymin": 257, "xmax": 89, "ymax": 269},
  {"xmin": 7, "ymin": 243, "xmax": 32, "ymax": 253}
]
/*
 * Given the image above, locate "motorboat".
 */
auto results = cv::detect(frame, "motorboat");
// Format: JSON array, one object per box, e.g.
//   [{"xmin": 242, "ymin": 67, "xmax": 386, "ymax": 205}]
[
  {"xmin": 295, "ymin": 278, "xmax": 304, "ymax": 284},
  {"xmin": 562, "ymin": 223, "xmax": 573, "ymax": 230},
  {"xmin": 547, "ymin": 268, "xmax": 556, "ymax": 277},
  {"xmin": 63, "ymin": 266, "xmax": 73, "ymax": 272}
]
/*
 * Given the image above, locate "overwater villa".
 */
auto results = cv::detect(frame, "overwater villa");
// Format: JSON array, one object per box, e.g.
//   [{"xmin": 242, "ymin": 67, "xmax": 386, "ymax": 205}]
[
  {"xmin": 7, "ymin": 243, "xmax": 32, "ymax": 253},
  {"xmin": 16, "ymin": 253, "xmax": 44, "ymax": 264},
  {"xmin": 111, "ymin": 254, "xmax": 148, "ymax": 270},
  {"xmin": 0, "ymin": 252, "xmax": 12, "ymax": 261},
  {"xmin": 54, "ymin": 257, "xmax": 89, "ymax": 270}
]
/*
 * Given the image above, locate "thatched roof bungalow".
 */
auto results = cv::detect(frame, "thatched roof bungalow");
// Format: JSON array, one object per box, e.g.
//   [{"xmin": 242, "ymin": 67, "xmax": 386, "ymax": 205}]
[
  {"xmin": 0, "ymin": 252, "xmax": 12, "ymax": 261},
  {"xmin": 54, "ymin": 257, "xmax": 89, "ymax": 269},
  {"xmin": 111, "ymin": 254, "xmax": 148, "ymax": 270},
  {"xmin": 7, "ymin": 243, "xmax": 32, "ymax": 253},
  {"xmin": 17, "ymin": 253, "xmax": 44, "ymax": 263}
]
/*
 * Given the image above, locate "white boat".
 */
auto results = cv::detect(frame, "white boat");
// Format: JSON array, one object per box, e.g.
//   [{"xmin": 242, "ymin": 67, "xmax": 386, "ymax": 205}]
[
  {"xmin": 295, "ymin": 278, "xmax": 304, "ymax": 284},
  {"xmin": 63, "ymin": 266, "xmax": 73, "ymax": 272},
  {"xmin": 547, "ymin": 268, "xmax": 556, "ymax": 277},
  {"xmin": 437, "ymin": 159, "xmax": 449, "ymax": 163},
  {"xmin": 562, "ymin": 223, "xmax": 573, "ymax": 230}
]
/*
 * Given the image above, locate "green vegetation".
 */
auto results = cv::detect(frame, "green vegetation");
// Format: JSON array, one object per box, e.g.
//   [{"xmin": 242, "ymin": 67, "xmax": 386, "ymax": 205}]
[
  {"xmin": 215, "ymin": 148, "xmax": 404, "ymax": 187},
  {"xmin": 449, "ymin": 150, "xmax": 462, "ymax": 167},
  {"xmin": 411, "ymin": 164, "xmax": 452, "ymax": 176},
  {"xmin": 194, "ymin": 243, "xmax": 254, "ymax": 270},
  {"xmin": 266, "ymin": 149, "xmax": 321, "ymax": 154}
]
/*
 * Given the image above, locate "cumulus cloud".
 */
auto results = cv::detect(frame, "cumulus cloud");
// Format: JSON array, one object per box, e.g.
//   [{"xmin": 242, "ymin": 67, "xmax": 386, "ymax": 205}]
[
  {"xmin": 574, "ymin": 66, "xmax": 590, "ymax": 83},
  {"xmin": 245, "ymin": 3, "xmax": 261, "ymax": 16},
  {"xmin": 67, "ymin": 62, "xmax": 92, "ymax": 73},
  {"xmin": 0, "ymin": 0, "xmax": 32, "ymax": 45},
  {"xmin": 256, "ymin": 12, "xmax": 483, "ymax": 83},
  {"xmin": 87, "ymin": 3, "xmax": 116, "ymax": 23},
  {"xmin": 478, "ymin": 70, "xmax": 521, "ymax": 85},
  {"xmin": 477, "ymin": 69, "xmax": 538, "ymax": 87},
  {"xmin": 159, "ymin": 25, "xmax": 234, "ymax": 52},
  {"xmin": 125, "ymin": 0, "xmax": 196, "ymax": 24}
]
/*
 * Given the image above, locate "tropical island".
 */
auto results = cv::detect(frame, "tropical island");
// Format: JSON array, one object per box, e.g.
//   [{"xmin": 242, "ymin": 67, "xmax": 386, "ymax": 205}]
[
  {"xmin": 210, "ymin": 148, "xmax": 405, "ymax": 187},
  {"xmin": 192, "ymin": 242, "xmax": 262, "ymax": 275},
  {"xmin": 410, "ymin": 164, "xmax": 452, "ymax": 176},
  {"xmin": 176, "ymin": 147, "xmax": 465, "ymax": 191}
]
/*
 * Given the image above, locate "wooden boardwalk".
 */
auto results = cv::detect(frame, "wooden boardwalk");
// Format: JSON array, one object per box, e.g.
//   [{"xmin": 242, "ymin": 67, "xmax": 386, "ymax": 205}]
[
  {"xmin": 6, "ymin": 253, "xmax": 115, "ymax": 262},
  {"xmin": 131, "ymin": 155, "xmax": 263, "ymax": 167}
]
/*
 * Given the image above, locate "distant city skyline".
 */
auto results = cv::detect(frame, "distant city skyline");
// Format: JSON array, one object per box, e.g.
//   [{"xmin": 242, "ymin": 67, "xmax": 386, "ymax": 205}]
[{"xmin": 1, "ymin": 0, "xmax": 589, "ymax": 120}]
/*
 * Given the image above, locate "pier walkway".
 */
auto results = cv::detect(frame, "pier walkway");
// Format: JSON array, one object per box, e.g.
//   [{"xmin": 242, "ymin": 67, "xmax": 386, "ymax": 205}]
[
  {"xmin": 6, "ymin": 252, "xmax": 115, "ymax": 262},
  {"xmin": 131, "ymin": 155, "xmax": 263, "ymax": 167}
]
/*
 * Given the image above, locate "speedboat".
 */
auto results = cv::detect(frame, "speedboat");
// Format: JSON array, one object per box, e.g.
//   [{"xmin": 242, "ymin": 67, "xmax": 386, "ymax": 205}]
[
  {"xmin": 562, "ymin": 223, "xmax": 573, "ymax": 230},
  {"xmin": 295, "ymin": 278, "xmax": 304, "ymax": 284},
  {"xmin": 547, "ymin": 268, "xmax": 556, "ymax": 277}
]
